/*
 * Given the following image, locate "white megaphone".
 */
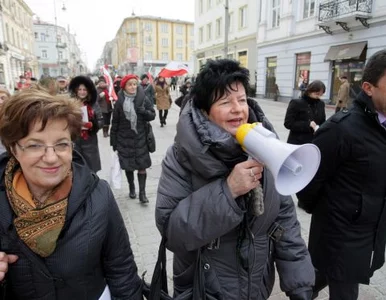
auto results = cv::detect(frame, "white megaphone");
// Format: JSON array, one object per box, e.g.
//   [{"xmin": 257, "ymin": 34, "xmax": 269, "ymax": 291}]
[{"xmin": 235, "ymin": 123, "xmax": 321, "ymax": 196}]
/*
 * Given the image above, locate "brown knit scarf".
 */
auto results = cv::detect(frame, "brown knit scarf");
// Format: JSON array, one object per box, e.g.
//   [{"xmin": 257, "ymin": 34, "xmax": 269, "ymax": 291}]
[{"xmin": 5, "ymin": 157, "xmax": 72, "ymax": 257}]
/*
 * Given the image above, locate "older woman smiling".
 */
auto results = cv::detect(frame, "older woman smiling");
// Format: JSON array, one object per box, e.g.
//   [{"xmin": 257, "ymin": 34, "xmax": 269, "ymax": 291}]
[{"xmin": 0, "ymin": 89, "xmax": 142, "ymax": 300}]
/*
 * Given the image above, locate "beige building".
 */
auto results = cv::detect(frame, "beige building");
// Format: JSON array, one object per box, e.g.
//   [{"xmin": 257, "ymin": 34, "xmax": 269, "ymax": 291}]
[
  {"xmin": 1, "ymin": 0, "xmax": 37, "ymax": 91},
  {"xmin": 111, "ymin": 14, "xmax": 194, "ymax": 76}
]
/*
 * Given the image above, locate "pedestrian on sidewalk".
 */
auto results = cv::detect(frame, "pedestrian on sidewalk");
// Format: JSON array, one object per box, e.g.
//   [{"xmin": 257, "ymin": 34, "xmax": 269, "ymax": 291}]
[
  {"xmin": 68, "ymin": 75, "xmax": 103, "ymax": 173},
  {"xmin": 96, "ymin": 77, "xmax": 113, "ymax": 138},
  {"xmin": 284, "ymin": 80, "xmax": 326, "ymax": 145},
  {"xmin": 154, "ymin": 76, "xmax": 171, "ymax": 127},
  {"xmin": 156, "ymin": 59, "xmax": 314, "ymax": 300},
  {"xmin": 0, "ymin": 89, "xmax": 142, "ymax": 299},
  {"xmin": 110, "ymin": 74, "xmax": 155, "ymax": 203},
  {"xmin": 335, "ymin": 75, "xmax": 350, "ymax": 113},
  {"xmin": 140, "ymin": 74, "xmax": 156, "ymax": 105},
  {"xmin": 0, "ymin": 87, "xmax": 11, "ymax": 155},
  {"xmin": 297, "ymin": 49, "xmax": 386, "ymax": 300}
]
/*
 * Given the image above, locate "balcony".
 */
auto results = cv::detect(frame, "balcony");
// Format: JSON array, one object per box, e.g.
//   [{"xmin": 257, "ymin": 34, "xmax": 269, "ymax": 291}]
[
  {"xmin": 59, "ymin": 59, "xmax": 68, "ymax": 64},
  {"xmin": 318, "ymin": 0, "xmax": 372, "ymax": 32},
  {"xmin": 56, "ymin": 42, "xmax": 67, "ymax": 48}
]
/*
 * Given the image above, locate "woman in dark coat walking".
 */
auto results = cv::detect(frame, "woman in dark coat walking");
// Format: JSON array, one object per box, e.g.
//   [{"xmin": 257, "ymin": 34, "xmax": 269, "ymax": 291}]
[
  {"xmin": 110, "ymin": 74, "xmax": 156, "ymax": 203},
  {"xmin": 96, "ymin": 77, "xmax": 113, "ymax": 137},
  {"xmin": 68, "ymin": 76, "xmax": 103, "ymax": 173},
  {"xmin": 284, "ymin": 80, "xmax": 326, "ymax": 145}
]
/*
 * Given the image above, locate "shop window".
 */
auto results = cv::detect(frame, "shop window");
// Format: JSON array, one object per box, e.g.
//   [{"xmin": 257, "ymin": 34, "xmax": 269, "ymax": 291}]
[
  {"xmin": 238, "ymin": 51, "xmax": 247, "ymax": 68},
  {"xmin": 295, "ymin": 52, "xmax": 311, "ymax": 89},
  {"xmin": 265, "ymin": 57, "xmax": 277, "ymax": 98}
]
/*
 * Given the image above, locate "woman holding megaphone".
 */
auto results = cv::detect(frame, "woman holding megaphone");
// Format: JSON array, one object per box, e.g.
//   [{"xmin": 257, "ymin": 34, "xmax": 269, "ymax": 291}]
[{"xmin": 155, "ymin": 59, "xmax": 314, "ymax": 300}]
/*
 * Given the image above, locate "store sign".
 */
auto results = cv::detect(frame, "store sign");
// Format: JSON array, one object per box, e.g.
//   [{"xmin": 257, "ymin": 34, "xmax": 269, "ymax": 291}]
[{"xmin": 11, "ymin": 52, "xmax": 25, "ymax": 61}]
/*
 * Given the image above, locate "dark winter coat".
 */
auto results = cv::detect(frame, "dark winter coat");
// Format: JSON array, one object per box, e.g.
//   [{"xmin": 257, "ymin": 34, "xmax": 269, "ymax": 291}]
[
  {"xmin": 73, "ymin": 99, "xmax": 103, "ymax": 173},
  {"xmin": 110, "ymin": 87, "xmax": 156, "ymax": 171},
  {"xmin": 140, "ymin": 83, "xmax": 156, "ymax": 105},
  {"xmin": 284, "ymin": 96, "xmax": 326, "ymax": 145},
  {"xmin": 0, "ymin": 151, "xmax": 142, "ymax": 300},
  {"xmin": 156, "ymin": 98, "xmax": 315, "ymax": 300},
  {"xmin": 96, "ymin": 86, "xmax": 113, "ymax": 114},
  {"xmin": 297, "ymin": 91, "xmax": 386, "ymax": 284}
]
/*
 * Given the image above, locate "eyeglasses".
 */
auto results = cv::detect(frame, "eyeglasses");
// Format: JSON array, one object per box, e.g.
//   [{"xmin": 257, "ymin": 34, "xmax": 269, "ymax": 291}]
[{"xmin": 16, "ymin": 142, "xmax": 74, "ymax": 157}]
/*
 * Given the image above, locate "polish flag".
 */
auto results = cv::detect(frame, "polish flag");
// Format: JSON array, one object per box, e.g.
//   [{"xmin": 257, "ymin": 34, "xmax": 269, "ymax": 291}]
[
  {"xmin": 101, "ymin": 65, "xmax": 118, "ymax": 101},
  {"xmin": 158, "ymin": 61, "xmax": 189, "ymax": 78},
  {"xmin": 147, "ymin": 66, "xmax": 154, "ymax": 84}
]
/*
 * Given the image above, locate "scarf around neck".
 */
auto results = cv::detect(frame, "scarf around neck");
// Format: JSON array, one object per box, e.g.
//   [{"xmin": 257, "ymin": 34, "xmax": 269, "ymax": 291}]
[
  {"xmin": 123, "ymin": 91, "xmax": 138, "ymax": 134},
  {"xmin": 5, "ymin": 157, "xmax": 72, "ymax": 257}
]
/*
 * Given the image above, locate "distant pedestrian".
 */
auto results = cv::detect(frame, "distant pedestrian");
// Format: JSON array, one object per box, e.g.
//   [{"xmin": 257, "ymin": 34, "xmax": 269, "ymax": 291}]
[
  {"xmin": 299, "ymin": 79, "xmax": 308, "ymax": 98},
  {"xmin": 284, "ymin": 80, "xmax": 326, "ymax": 144},
  {"xmin": 110, "ymin": 74, "xmax": 156, "ymax": 203},
  {"xmin": 68, "ymin": 75, "xmax": 103, "ymax": 173},
  {"xmin": 297, "ymin": 49, "xmax": 386, "ymax": 300},
  {"xmin": 96, "ymin": 77, "xmax": 113, "ymax": 137},
  {"xmin": 140, "ymin": 74, "xmax": 156, "ymax": 105},
  {"xmin": 335, "ymin": 75, "xmax": 350, "ymax": 113},
  {"xmin": 57, "ymin": 76, "xmax": 69, "ymax": 95},
  {"xmin": 0, "ymin": 87, "xmax": 11, "ymax": 155},
  {"xmin": 154, "ymin": 76, "xmax": 171, "ymax": 127}
]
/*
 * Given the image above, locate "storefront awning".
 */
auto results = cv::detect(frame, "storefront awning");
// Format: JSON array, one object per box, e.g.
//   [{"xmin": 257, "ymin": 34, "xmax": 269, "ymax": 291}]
[{"xmin": 324, "ymin": 42, "xmax": 367, "ymax": 61}]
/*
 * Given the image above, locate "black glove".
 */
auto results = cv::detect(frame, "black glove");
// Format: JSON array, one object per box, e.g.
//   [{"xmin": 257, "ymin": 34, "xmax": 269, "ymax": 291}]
[{"xmin": 136, "ymin": 106, "xmax": 146, "ymax": 114}]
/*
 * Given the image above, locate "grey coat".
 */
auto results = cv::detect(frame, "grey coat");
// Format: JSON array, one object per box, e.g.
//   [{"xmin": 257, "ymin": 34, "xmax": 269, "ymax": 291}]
[{"xmin": 156, "ymin": 98, "xmax": 314, "ymax": 300}]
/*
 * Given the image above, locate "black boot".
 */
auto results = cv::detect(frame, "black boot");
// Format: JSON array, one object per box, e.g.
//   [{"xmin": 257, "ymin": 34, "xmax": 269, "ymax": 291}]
[
  {"xmin": 163, "ymin": 110, "xmax": 168, "ymax": 125},
  {"xmin": 138, "ymin": 173, "xmax": 149, "ymax": 203},
  {"xmin": 125, "ymin": 171, "xmax": 136, "ymax": 199},
  {"xmin": 159, "ymin": 113, "xmax": 164, "ymax": 127},
  {"xmin": 103, "ymin": 126, "xmax": 109, "ymax": 137}
]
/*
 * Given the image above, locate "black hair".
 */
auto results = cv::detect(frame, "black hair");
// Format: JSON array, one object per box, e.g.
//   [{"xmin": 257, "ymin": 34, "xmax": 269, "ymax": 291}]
[
  {"xmin": 340, "ymin": 76, "xmax": 348, "ymax": 80},
  {"xmin": 362, "ymin": 49, "xmax": 386, "ymax": 86},
  {"xmin": 305, "ymin": 80, "xmax": 326, "ymax": 96},
  {"xmin": 191, "ymin": 59, "xmax": 250, "ymax": 113},
  {"xmin": 140, "ymin": 74, "xmax": 149, "ymax": 80}
]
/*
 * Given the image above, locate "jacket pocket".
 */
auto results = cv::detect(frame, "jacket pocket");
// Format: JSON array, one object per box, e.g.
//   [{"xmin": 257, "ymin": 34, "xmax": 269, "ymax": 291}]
[{"xmin": 354, "ymin": 194, "xmax": 384, "ymax": 225}]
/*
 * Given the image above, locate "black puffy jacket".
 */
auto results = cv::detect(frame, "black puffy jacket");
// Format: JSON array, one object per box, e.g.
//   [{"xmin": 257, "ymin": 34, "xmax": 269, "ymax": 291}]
[{"xmin": 0, "ymin": 152, "xmax": 142, "ymax": 300}]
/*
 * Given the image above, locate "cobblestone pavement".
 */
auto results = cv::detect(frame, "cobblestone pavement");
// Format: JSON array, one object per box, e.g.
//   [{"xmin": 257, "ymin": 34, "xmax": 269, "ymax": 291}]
[{"xmin": 96, "ymin": 96, "xmax": 386, "ymax": 299}]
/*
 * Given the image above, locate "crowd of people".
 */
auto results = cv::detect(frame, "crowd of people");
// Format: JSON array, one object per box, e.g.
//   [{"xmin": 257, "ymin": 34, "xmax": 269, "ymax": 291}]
[{"xmin": 0, "ymin": 50, "xmax": 385, "ymax": 300}]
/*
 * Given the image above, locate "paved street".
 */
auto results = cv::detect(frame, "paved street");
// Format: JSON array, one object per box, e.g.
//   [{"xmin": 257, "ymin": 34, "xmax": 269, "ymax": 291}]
[{"xmin": 96, "ymin": 96, "xmax": 386, "ymax": 299}]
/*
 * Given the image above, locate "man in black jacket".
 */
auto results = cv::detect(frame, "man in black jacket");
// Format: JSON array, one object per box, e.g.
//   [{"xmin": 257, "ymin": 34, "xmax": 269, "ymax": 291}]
[{"xmin": 297, "ymin": 49, "xmax": 386, "ymax": 300}]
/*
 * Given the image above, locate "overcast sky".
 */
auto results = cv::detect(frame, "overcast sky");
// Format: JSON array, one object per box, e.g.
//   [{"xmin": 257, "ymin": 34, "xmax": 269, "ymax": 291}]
[{"xmin": 24, "ymin": 0, "xmax": 195, "ymax": 70}]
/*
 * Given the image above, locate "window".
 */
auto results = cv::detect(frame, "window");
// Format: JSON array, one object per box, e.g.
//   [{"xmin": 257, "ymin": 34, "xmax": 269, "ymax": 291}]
[
  {"xmin": 227, "ymin": 53, "xmax": 234, "ymax": 59},
  {"xmin": 5, "ymin": 24, "xmax": 9, "ymax": 42},
  {"xmin": 34, "ymin": 32, "xmax": 38, "ymax": 39},
  {"xmin": 57, "ymin": 35, "xmax": 61, "ymax": 43},
  {"xmin": 190, "ymin": 26, "xmax": 194, "ymax": 36},
  {"xmin": 272, "ymin": 0, "xmax": 280, "ymax": 28},
  {"xmin": 176, "ymin": 39, "xmax": 183, "ymax": 48},
  {"xmin": 129, "ymin": 35, "xmax": 136, "ymax": 47},
  {"xmin": 162, "ymin": 38, "xmax": 168, "ymax": 47},
  {"xmin": 239, "ymin": 6, "xmax": 247, "ymax": 28},
  {"xmin": 40, "ymin": 32, "xmax": 46, "ymax": 41},
  {"xmin": 161, "ymin": 23, "xmax": 168, "ymax": 33},
  {"xmin": 12, "ymin": 28, "xmax": 15, "ymax": 45},
  {"xmin": 295, "ymin": 52, "xmax": 311, "ymax": 89},
  {"xmin": 59, "ymin": 51, "xmax": 63, "ymax": 59},
  {"xmin": 41, "ymin": 50, "xmax": 48, "ymax": 58},
  {"xmin": 229, "ymin": 12, "xmax": 234, "ymax": 33},
  {"xmin": 145, "ymin": 51, "xmax": 153, "ymax": 60},
  {"xmin": 199, "ymin": 0, "xmax": 203, "ymax": 14},
  {"xmin": 0, "ymin": 64, "xmax": 5, "ymax": 84},
  {"xmin": 216, "ymin": 18, "xmax": 222, "ymax": 37},
  {"xmin": 238, "ymin": 51, "xmax": 247, "ymax": 68},
  {"xmin": 206, "ymin": 23, "xmax": 212, "ymax": 40},
  {"xmin": 207, "ymin": 0, "xmax": 212, "ymax": 10},
  {"xmin": 199, "ymin": 27, "xmax": 204, "ymax": 44},
  {"xmin": 176, "ymin": 25, "xmax": 183, "ymax": 34},
  {"xmin": 145, "ymin": 36, "xmax": 152, "ymax": 46},
  {"xmin": 129, "ymin": 22, "xmax": 136, "ymax": 32},
  {"xmin": 303, "ymin": 0, "xmax": 315, "ymax": 19},
  {"xmin": 176, "ymin": 53, "xmax": 183, "ymax": 61},
  {"xmin": 145, "ymin": 22, "xmax": 152, "ymax": 31},
  {"xmin": 162, "ymin": 52, "xmax": 169, "ymax": 60},
  {"xmin": 190, "ymin": 40, "xmax": 194, "ymax": 49},
  {"xmin": 216, "ymin": 0, "xmax": 222, "ymax": 4}
]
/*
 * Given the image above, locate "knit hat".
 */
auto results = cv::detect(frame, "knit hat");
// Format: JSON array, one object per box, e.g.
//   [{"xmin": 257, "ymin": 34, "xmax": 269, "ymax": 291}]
[{"xmin": 120, "ymin": 74, "xmax": 138, "ymax": 89}]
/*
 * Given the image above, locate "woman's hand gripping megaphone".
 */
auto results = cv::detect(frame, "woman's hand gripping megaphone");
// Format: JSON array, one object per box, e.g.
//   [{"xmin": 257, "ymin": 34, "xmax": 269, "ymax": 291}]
[{"xmin": 226, "ymin": 159, "xmax": 264, "ymax": 199}]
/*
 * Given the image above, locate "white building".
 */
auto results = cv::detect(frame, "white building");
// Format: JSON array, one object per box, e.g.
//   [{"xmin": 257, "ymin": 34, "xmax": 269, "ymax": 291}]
[
  {"xmin": 256, "ymin": 0, "xmax": 386, "ymax": 103},
  {"xmin": 194, "ymin": 0, "xmax": 258, "ymax": 88},
  {"xmin": 33, "ymin": 20, "xmax": 86, "ymax": 78},
  {"xmin": 1, "ymin": 0, "xmax": 37, "ymax": 91}
]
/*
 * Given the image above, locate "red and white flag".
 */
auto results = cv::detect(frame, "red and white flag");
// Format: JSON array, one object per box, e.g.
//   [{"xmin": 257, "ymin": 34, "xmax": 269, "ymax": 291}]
[
  {"xmin": 158, "ymin": 61, "xmax": 189, "ymax": 78},
  {"xmin": 101, "ymin": 65, "xmax": 118, "ymax": 101}
]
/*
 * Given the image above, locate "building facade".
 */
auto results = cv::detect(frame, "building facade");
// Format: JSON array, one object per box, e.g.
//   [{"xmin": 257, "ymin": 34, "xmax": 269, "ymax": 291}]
[
  {"xmin": 1, "ymin": 0, "xmax": 37, "ymax": 91},
  {"xmin": 110, "ymin": 14, "xmax": 194, "ymax": 76},
  {"xmin": 194, "ymin": 0, "xmax": 258, "ymax": 88},
  {"xmin": 256, "ymin": 0, "xmax": 385, "ymax": 103},
  {"xmin": 33, "ymin": 21, "xmax": 85, "ymax": 78}
]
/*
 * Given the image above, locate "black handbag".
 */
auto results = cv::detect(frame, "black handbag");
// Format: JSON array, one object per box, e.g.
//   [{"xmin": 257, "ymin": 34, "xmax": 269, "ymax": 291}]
[{"xmin": 146, "ymin": 122, "xmax": 156, "ymax": 153}]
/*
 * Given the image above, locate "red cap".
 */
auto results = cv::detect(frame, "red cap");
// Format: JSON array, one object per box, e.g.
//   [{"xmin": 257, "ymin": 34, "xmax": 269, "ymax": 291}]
[{"xmin": 120, "ymin": 74, "xmax": 138, "ymax": 89}]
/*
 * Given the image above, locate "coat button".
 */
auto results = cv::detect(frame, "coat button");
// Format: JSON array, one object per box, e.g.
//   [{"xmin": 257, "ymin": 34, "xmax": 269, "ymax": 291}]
[{"xmin": 203, "ymin": 263, "xmax": 210, "ymax": 270}]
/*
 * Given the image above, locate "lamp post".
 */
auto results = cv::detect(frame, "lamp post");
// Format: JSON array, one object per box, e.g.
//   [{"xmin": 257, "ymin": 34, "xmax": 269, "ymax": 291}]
[{"xmin": 53, "ymin": 0, "xmax": 66, "ymax": 75}]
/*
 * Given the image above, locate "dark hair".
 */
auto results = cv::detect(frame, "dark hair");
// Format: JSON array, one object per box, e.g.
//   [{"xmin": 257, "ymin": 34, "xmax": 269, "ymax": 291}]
[
  {"xmin": 191, "ymin": 59, "xmax": 250, "ymax": 113},
  {"xmin": 0, "ymin": 89, "xmax": 83, "ymax": 154},
  {"xmin": 140, "ymin": 74, "xmax": 149, "ymax": 80},
  {"xmin": 362, "ymin": 49, "xmax": 386, "ymax": 86},
  {"xmin": 340, "ymin": 76, "xmax": 348, "ymax": 80},
  {"xmin": 305, "ymin": 80, "xmax": 326, "ymax": 96}
]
